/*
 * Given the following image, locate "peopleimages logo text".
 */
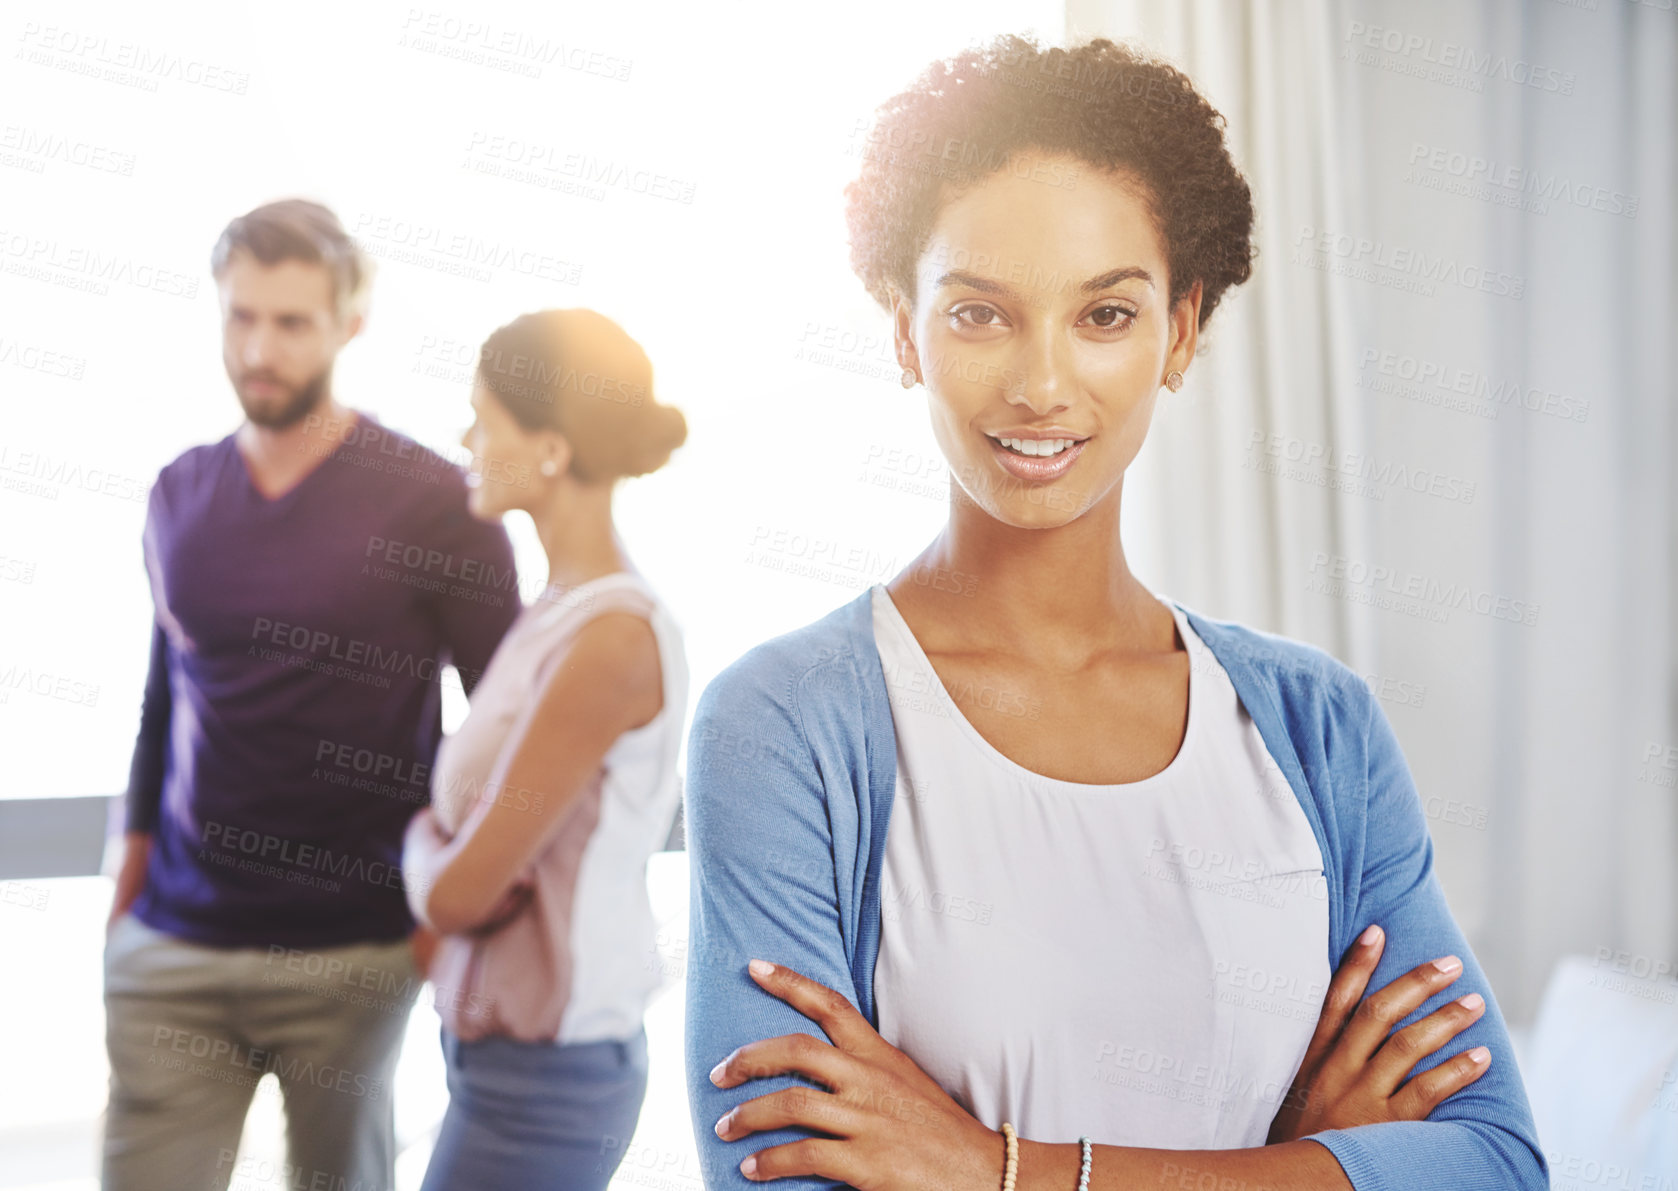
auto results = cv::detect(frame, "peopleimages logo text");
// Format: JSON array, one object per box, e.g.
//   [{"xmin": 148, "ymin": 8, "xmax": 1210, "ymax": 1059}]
[{"xmin": 1307, "ymin": 553, "xmax": 1540, "ymax": 626}]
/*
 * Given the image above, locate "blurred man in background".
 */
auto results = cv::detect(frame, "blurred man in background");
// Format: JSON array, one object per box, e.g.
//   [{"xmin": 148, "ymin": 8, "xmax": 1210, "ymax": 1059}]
[{"xmin": 101, "ymin": 198, "xmax": 523, "ymax": 1191}]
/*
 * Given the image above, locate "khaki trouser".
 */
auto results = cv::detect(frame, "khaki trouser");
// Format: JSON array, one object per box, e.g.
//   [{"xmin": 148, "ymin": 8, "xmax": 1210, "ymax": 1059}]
[{"xmin": 101, "ymin": 911, "xmax": 421, "ymax": 1191}]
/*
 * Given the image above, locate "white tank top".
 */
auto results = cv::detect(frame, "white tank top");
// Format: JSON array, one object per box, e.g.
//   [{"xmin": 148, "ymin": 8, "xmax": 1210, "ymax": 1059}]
[
  {"xmin": 428, "ymin": 571, "xmax": 688, "ymax": 1044},
  {"xmin": 869, "ymin": 582, "xmax": 1329, "ymax": 1146}
]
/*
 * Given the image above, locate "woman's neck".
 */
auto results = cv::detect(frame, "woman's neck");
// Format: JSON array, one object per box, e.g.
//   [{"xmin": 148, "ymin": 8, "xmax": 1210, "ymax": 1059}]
[
  {"xmin": 891, "ymin": 481, "xmax": 1172, "ymax": 658},
  {"xmin": 531, "ymin": 482, "xmax": 632, "ymax": 592}
]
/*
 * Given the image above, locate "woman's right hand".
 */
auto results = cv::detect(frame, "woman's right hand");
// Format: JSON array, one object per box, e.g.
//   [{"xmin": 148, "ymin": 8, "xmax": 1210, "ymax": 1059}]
[
  {"xmin": 465, "ymin": 875, "xmax": 535, "ymax": 937},
  {"xmin": 1268, "ymin": 924, "xmax": 1492, "ymax": 1143}
]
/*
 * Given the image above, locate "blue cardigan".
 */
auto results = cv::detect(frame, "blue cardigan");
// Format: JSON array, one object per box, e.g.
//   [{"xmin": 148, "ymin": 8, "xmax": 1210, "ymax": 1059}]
[{"xmin": 682, "ymin": 588, "xmax": 1548, "ymax": 1191}]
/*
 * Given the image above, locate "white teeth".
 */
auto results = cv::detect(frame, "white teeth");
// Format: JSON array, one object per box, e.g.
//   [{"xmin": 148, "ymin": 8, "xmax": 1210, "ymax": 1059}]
[{"xmin": 996, "ymin": 437, "xmax": 1074, "ymax": 457}]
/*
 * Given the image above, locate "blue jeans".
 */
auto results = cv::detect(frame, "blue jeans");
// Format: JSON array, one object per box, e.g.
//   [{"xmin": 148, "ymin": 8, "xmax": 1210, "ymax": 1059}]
[{"xmin": 419, "ymin": 1025, "xmax": 650, "ymax": 1191}]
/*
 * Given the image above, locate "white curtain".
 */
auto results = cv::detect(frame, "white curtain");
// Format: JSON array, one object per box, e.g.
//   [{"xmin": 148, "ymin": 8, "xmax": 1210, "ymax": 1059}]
[{"xmin": 1063, "ymin": 0, "xmax": 1678, "ymax": 1028}]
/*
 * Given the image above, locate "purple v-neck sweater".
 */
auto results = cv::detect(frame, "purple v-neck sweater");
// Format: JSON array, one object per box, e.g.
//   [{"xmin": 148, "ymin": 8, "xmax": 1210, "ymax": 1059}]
[{"xmin": 124, "ymin": 412, "xmax": 522, "ymax": 948}]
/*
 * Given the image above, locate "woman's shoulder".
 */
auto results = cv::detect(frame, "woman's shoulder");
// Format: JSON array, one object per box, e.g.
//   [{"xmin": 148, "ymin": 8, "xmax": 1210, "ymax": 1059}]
[
  {"xmin": 1175, "ymin": 603, "xmax": 1408, "ymax": 861},
  {"xmin": 691, "ymin": 589, "xmax": 877, "ymax": 739},
  {"xmin": 1175, "ymin": 600, "xmax": 1374, "ymax": 728}
]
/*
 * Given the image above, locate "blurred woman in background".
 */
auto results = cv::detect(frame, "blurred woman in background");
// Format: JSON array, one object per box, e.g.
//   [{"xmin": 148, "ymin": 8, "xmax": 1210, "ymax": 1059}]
[{"xmin": 401, "ymin": 308, "xmax": 689, "ymax": 1190}]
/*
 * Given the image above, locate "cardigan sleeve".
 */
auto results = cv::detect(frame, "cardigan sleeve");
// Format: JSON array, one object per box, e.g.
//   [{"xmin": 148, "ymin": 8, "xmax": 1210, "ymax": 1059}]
[
  {"xmin": 1303, "ymin": 687, "xmax": 1550, "ymax": 1191},
  {"xmin": 682, "ymin": 657, "xmax": 863, "ymax": 1191}
]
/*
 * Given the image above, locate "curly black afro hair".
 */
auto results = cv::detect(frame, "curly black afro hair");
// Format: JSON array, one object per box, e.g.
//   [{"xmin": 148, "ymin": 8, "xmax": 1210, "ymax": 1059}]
[{"xmin": 843, "ymin": 34, "xmax": 1256, "ymax": 333}]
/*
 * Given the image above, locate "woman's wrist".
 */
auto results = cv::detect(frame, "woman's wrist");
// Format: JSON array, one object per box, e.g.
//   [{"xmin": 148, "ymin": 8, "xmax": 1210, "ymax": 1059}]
[
  {"xmin": 1007, "ymin": 1137, "xmax": 1082, "ymax": 1191},
  {"xmin": 999, "ymin": 1138, "xmax": 1353, "ymax": 1191}
]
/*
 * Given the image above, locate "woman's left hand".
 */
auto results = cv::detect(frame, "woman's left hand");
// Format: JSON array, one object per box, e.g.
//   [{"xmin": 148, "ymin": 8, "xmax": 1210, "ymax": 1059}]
[{"xmin": 709, "ymin": 959, "xmax": 1002, "ymax": 1187}]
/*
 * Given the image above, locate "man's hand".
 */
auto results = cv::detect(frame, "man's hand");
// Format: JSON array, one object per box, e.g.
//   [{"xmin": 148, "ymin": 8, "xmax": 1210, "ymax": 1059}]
[{"xmin": 106, "ymin": 831, "xmax": 152, "ymax": 934}]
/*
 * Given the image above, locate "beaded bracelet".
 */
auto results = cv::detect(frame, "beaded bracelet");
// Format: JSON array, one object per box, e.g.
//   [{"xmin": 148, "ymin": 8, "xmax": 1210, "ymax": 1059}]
[
  {"xmin": 1077, "ymin": 1136, "xmax": 1092, "ymax": 1190},
  {"xmin": 1000, "ymin": 1122, "xmax": 1018, "ymax": 1191}
]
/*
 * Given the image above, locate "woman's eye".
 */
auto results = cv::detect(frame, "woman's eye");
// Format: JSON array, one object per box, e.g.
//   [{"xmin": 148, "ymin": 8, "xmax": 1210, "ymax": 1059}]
[
  {"xmin": 951, "ymin": 304, "xmax": 1004, "ymax": 328},
  {"xmin": 1086, "ymin": 305, "xmax": 1136, "ymax": 330}
]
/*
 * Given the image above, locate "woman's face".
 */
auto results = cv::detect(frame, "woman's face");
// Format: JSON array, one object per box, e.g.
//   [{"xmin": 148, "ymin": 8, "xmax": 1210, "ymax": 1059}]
[
  {"xmin": 459, "ymin": 381, "xmax": 555, "ymax": 518},
  {"xmin": 895, "ymin": 151, "xmax": 1200, "ymax": 529}
]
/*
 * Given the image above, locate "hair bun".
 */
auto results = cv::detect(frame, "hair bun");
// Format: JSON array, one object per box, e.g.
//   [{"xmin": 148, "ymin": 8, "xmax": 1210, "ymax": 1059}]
[{"xmin": 476, "ymin": 309, "xmax": 687, "ymax": 482}]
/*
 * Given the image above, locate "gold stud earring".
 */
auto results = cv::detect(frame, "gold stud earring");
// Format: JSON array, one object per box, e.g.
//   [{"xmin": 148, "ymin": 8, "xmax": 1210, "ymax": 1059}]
[
  {"xmin": 1165, "ymin": 370, "xmax": 1185, "ymax": 392},
  {"xmin": 900, "ymin": 367, "xmax": 919, "ymax": 389}
]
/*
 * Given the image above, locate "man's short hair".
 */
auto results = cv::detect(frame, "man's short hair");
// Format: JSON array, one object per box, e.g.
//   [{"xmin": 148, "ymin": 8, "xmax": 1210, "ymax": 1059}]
[{"xmin": 210, "ymin": 199, "xmax": 372, "ymax": 318}]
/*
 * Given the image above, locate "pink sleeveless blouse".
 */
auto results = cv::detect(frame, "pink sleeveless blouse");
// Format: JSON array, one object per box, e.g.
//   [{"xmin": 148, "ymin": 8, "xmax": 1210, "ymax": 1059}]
[{"xmin": 424, "ymin": 571, "xmax": 687, "ymax": 1044}]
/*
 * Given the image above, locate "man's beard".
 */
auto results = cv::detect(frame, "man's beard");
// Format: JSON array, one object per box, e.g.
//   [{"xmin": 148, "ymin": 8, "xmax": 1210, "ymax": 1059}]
[{"xmin": 233, "ymin": 363, "xmax": 332, "ymax": 430}]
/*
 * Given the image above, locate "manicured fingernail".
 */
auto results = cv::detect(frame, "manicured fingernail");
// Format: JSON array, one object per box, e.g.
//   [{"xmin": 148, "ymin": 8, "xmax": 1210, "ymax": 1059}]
[
  {"xmin": 715, "ymin": 1111, "xmax": 732, "ymax": 1137},
  {"xmin": 1359, "ymin": 924, "xmax": 1383, "ymax": 947},
  {"xmin": 709, "ymin": 1061, "xmax": 727, "ymax": 1085},
  {"xmin": 749, "ymin": 959, "xmax": 774, "ymax": 978},
  {"xmin": 1457, "ymin": 993, "xmax": 1484, "ymax": 1011},
  {"xmin": 1432, "ymin": 955, "xmax": 1462, "ymax": 975},
  {"xmin": 1469, "ymin": 1046, "xmax": 1490, "ymax": 1064},
  {"xmin": 741, "ymin": 1154, "xmax": 758, "ymax": 1177}
]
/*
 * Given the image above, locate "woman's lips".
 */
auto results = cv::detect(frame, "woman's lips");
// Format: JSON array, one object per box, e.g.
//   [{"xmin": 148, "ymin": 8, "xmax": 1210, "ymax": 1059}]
[{"xmin": 987, "ymin": 435, "xmax": 1088, "ymax": 481}]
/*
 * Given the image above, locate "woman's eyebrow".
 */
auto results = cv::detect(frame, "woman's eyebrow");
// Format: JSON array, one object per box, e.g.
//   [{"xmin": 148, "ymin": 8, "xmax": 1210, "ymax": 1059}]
[
  {"xmin": 933, "ymin": 268, "xmax": 1014, "ymax": 297},
  {"xmin": 1080, "ymin": 266, "xmax": 1155, "ymax": 293},
  {"xmin": 932, "ymin": 265, "xmax": 1156, "ymax": 299}
]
